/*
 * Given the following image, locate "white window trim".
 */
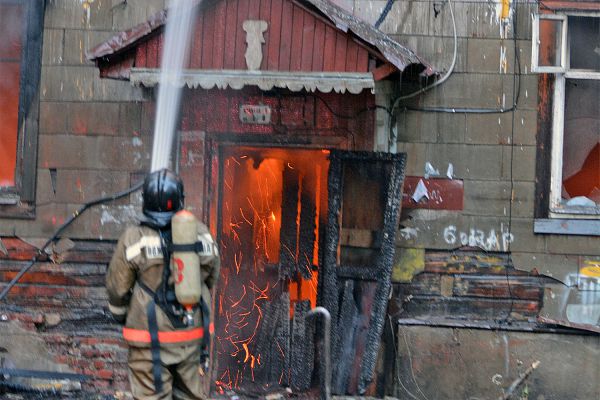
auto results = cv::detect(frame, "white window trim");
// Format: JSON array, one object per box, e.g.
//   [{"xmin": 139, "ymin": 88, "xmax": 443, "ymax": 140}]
[
  {"xmin": 531, "ymin": 13, "xmax": 567, "ymax": 73},
  {"xmin": 543, "ymin": 12, "xmax": 600, "ymax": 218}
]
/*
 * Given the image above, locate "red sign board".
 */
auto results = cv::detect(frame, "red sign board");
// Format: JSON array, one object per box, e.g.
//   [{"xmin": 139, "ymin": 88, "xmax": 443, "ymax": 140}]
[{"xmin": 402, "ymin": 176, "xmax": 464, "ymax": 210}]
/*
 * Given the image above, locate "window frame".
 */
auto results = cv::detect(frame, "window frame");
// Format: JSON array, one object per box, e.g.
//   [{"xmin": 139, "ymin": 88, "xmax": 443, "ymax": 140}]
[
  {"xmin": 533, "ymin": 11, "xmax": 600, "ymax": 219},
  {"xmin": 531, "ymin": 13, "xmax": 568, "ymax": 73},
  {"xmin": 0, "ymin": 0, "xmax": 45, "ymax": 218}
]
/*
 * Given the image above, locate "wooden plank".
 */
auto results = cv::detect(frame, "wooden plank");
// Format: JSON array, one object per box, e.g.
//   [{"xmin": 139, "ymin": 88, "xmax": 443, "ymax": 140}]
[
  {"xmin": 311, "ymin": 19, "xmax": 325, "ymax": 71},
  {"xmin": 453, "ymin": 275, "xmax": 544, "ymax": 301},
  {"xmin": 300, "ymin": 12, "xmax": 315, "ymax": 71},
  {"xmin": 248, "ymin": 0, "xmax": 260, "ymax": 19},
  {"xmin": 212, "ymin": 0, "xmax": 227, "ymax": 70},
  {"xmin": 234, "ymin": 0, "xmax": 250, "ymax": 70},
  {"xmin": 267, "ymin": 0, "xmax": 283, "ymax": 70},
  {"xmin": 402, "ymin": 296, "xmax": 541, "ymax": 319},
  {"xmin": 223, "ymin": 0, "xmax": 238, "ymax": 69},
  {"xmin": 332, "ymin": 280, "xmax": 358, "ymax": 393},
  {"xmin": 356, "ymin": 46, "xmax": 369, "ymax": 72},
  {"xmin": 289, "ymin": 4, "xmax": 304, "ymax": 71},
  {"xmin": 279, "ymin": 167, "xmax": 299, "ymax": 279},
  {"xmin": 348, "ymin": 281, "xmax": 377, "ymax": 394},
  {"xmin": 271, "ymin": 292, "xmax": 290, "ymax": 386},
  {"xmin": 402, "ymin": 176, "xmax": 464, "ymax": 210},
  {"xmin": 345, "ymin": 39, "xmax": 359, "ymax": 72},
  {"xmin": 298, "ymin": 173, "xmax": 316, "ymax": 278},
  {"xmin": 322, "ymin": 26, "xmax": 336, "ymax": 71},
  {"xmin": 290, "ymin": 301, "xmax": 314, "ymax": 391},
  {"xmin": 146, "ymin": 35, "xmax": 159, "ymax": 68},
  {"xmin": 278, "ymin": 0, "xmax": 293, "ymax": 70},
  {"xmin": 339, "ymin": 228, "xmax": 380, "ymax": 248},
  {"xmin": 189, "ymin": 12, "xmax": 204, "ymax": 68},
  {"xmin": 336, "ymin": 265, "xmax": 379, "ymax": 281},
  {"xmin": 333, "ymin": 32, "xmax": 347, "ymax": 72},
  {"xmin": 371, "ymin": 62, "xmax": 396, "ymax": 81},
  {"xmin": 201, "ymin": 5, "xmax": 216, "ymax": 69},
  {"xmin": 157, "ymin": 33, "xmax": 164, "ymax": 66},
  {"xmin": 134, "ymin": 41, "xmax": 147, "ymax": 67},
  {"xmin": 259, "ymin": 0, "xmax": 272, "ymax": 70}
]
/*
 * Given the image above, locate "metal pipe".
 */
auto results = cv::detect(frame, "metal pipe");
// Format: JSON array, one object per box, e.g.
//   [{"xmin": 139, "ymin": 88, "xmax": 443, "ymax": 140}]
[{"xmin": 307, "ymin": 306, "xmax": 331, "ymax": 400}]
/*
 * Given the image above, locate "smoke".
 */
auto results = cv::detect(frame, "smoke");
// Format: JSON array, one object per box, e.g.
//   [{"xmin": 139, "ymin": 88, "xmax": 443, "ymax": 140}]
[{"xmin": 150, "ymin": 0, "xmax": 197, "ymax": 172}]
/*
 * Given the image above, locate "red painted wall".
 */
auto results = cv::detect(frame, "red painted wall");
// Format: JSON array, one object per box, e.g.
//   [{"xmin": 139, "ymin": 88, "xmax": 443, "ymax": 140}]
[{"xmin": 135, "ymin": 0, "xmax": 371, "ymax": 73}]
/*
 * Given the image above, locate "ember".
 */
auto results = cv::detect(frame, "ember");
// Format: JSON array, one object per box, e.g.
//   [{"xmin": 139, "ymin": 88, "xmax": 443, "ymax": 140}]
[{"xmin": 214, "ymin": 146, "xmax": 329, "ymax": 393}]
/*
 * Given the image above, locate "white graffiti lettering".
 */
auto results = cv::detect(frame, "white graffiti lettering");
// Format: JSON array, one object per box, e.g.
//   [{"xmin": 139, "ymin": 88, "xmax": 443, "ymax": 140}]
[{"xmin": 443, "ymin": 224, "xmax": 514, "ymax": 252}]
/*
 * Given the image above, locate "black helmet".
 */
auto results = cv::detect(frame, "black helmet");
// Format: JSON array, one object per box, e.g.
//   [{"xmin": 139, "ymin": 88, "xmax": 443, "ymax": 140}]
[{"xmin": 141, "ymin": 169, "xmax": 184, "ymax": 228}]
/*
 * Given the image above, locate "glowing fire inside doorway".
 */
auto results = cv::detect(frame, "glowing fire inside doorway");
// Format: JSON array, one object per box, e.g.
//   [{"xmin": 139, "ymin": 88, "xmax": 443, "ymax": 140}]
[{"xmin": 214, "ymin": 146, "xmax": 330, "ymax": 394}]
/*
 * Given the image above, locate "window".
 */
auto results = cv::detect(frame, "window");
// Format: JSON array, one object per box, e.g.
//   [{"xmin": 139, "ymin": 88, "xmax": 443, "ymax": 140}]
[
  {"xmin": 0, "ymin": 0, "xmax": 44, "ymax": 216},
  {"xmin": 533, "ymin": 13, "xmax": 600, "ymax": 219}
]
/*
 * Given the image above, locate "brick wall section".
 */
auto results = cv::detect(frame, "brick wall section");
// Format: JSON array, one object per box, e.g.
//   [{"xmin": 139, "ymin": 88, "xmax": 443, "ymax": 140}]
[
  {"xmin": 0, "ymin": 239, "xmax": 127, "ymax": 394},
  {"xmin": 390, "ymin": 250, "xmax": 549, "ymax": 323}
]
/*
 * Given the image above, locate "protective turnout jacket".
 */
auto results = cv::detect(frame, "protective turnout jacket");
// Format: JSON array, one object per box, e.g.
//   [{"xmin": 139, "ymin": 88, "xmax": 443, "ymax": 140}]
[{"xmin": 106, "ymin": 223, "xmax": 220, "ymax": 348}]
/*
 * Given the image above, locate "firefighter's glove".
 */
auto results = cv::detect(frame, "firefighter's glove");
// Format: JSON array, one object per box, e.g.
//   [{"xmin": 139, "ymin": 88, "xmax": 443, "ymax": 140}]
[{"xmin": 108, "ymin": 303, "xmax": 127, "ymax": 324}]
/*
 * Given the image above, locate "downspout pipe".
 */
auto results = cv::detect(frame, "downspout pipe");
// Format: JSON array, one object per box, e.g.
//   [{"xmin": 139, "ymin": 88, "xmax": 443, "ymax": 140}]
[{"xmin": 307, "ymin": 306, "xmax": 331, "ymax": 400}]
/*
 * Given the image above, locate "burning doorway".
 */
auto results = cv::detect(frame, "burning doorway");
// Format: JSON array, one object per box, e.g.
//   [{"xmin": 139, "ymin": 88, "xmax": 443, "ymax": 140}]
[{"xmin": 213, "ymin": 146, "xmax": 330, "ymax": 394}]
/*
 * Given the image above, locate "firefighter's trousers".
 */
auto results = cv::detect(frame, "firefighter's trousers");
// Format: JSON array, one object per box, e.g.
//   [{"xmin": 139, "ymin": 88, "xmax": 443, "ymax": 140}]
[{"xmin": 128, "ymin": 344, "xmax": 208, "ymax": 400}]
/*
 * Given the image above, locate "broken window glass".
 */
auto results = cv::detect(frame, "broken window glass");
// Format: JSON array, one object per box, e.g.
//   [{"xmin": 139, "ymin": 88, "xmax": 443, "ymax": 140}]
[
  {"xmin": 562, "ymin": 79, "xmax": 600, "ymax": 205},
  {"xmin": 569, "ymin": 16, "xmax": 600, "ymax": 71}
]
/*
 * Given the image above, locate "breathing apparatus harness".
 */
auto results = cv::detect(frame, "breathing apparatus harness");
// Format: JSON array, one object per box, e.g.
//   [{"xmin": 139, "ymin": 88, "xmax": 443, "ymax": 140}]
[{"xmin": 137, "ymin": 170, "xmax": 212, "ymax": 393}]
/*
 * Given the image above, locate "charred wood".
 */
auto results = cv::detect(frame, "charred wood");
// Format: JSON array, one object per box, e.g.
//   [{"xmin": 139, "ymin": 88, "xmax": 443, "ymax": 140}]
[
  {"xmin": 279, "ymin": 168, "xmax": 300, "ymax": 280},
  {"xmin": 290, "ymin": 300, "xmax": 314, "ymax": 391}
]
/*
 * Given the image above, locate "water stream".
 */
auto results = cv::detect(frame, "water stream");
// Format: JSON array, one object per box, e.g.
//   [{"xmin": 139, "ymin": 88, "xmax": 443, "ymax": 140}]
[{"xmin": 150, "ymin": 0, "xmax": 197, "ymax": 172}]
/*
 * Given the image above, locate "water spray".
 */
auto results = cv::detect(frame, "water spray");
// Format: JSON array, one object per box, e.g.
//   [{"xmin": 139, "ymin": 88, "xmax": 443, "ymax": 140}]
[{"xmin": 151, "ymin": 0, "xmax": 198, "ymax": 171}]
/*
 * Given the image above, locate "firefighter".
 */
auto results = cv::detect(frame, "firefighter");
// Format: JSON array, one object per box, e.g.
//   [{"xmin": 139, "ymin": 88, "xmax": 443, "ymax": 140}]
[{"xmin": 106, "ymin": 169, "xmax": 220, "ymax": 400}]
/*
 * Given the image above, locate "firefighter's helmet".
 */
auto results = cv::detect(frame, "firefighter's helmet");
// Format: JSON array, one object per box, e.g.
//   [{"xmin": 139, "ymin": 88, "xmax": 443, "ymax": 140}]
[{"xmin": 141, "ymin": 169, "xmax": 184, "ymax": 228}]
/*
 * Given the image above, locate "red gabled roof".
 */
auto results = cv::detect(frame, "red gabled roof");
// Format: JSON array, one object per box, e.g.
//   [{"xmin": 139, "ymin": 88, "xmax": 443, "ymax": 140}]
[{"xmin": 87, "ymin": 0, "xmax": 432, "ymax": 80}]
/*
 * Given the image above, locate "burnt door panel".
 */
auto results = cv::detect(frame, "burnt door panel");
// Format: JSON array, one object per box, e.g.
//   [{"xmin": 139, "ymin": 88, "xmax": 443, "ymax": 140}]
[
  {"xmin": 320, "ymin": 150, "xmax": 406, "ymax": 395},
  {"xmin": 213, "ymin": 147, "xmax": 328, "ymax": 394}
]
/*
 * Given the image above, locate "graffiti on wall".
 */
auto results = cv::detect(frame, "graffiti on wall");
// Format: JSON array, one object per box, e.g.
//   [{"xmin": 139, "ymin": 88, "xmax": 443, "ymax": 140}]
[{"xmin": 443, "ymin": 224, "xmax": 514, "ymax": 252}]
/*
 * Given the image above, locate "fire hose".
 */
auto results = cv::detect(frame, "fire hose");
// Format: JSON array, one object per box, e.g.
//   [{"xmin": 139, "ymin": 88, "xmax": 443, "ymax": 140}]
[{"xmin": 0, "ymin": 180, "xmax": 144, "ymax": 302}]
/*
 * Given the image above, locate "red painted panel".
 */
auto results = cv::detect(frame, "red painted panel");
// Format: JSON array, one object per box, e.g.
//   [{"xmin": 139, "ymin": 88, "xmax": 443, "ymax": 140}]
[
  {"xmin": 345, "ymin": 39, "xmax": 359, "ymax": 72},
  {"xmin": 121, "ymin": 0, "xmax": 380, "ymax": 74},
  {"xmin": 402, "ymin": 177, "xmax": 464, "ymax": 210},
  {"xmin": 301, "ymin": 12, "xmax": 315, "ymax": 71},
  {"xmin": 312, "ymin": 20, "xmax": 325, "ymax": 71},
  {"xmin": 134, "ymin": 41, "xmax": 147, "ymax": 67},
  {"xmin": 290, "ymin": 4, "xmax": 304, "ymax": 71},
  {"xmin": 267, "ymin": 0, "xmax": 283, "ymax": 70},
  {"xmin": 247, "ymin": 0, "xmax": 259, "ymax": 19},
  {"xmin": 189, "ymin": 12, "xmax": 204, "ymax": 68},
  {"xmin": 157, "ymin": 33, "xmax": 164, "ymax": 66},
  {"xmin": 224, "ymin": 0, "xmax": 238, "ymax": 69},
  {"xmin": 356, "ymin": 47, "xmax": 369, "ymax": 73},
  {"xmin": 259, "ymin": 0, "xmax": 271, "ymax": 70},
  {"xmin": 323, "ymin": 26, "xmax": 336, "ymax": 71},
  {"xmin": 278, "ymin": 0, "xmax": 293, "ymax": 70},
  {"xmin": 201, "ymin": 5, "xmax": 216, "ymax": 69},
  {"xmin": 234, "ymin": 0, "xmax": 250, "ymax": 69},
  {"xmin": 212, "ymin": 0, "xmax": 227, "ymax": 69},
  {"xmin": 146, "ymin": 35, "xmax": 159, "ymax": 68},
  {"xmin": 333, "ymin": 31, "xmax": 347, "ymax": 71}
]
